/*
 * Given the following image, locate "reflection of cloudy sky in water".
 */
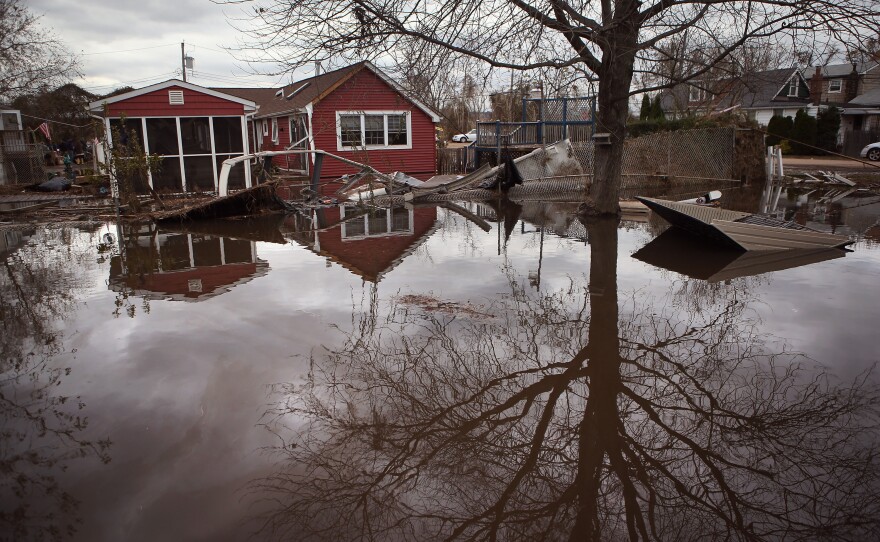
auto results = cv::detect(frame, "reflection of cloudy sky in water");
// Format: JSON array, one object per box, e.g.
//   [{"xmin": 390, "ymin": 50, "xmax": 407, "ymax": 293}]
[{"xmin": 3, "ymin": 203, "xmax": 880, "ymax": 540}]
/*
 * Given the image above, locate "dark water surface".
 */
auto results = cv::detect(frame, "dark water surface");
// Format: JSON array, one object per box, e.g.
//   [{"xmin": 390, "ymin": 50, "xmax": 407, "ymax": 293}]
[{"xmin": 3, "ymin": 184, "xmax": 880, "ymax": 541}]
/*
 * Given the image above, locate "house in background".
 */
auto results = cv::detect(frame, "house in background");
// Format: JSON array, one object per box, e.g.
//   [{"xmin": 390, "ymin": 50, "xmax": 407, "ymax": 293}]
[
  {"xmin": 220, "ymin": 61, "xmax": 441, "ymax": 190},
  {"xmin": 806, "ymin": 61, "xmax": 880, "ymax": 108},
  {"xmin": 660, "ymin": 67, "xmax": 813, "ymax": 125},
  {"xmin": 88, "ymin": 81, "xmax": 257, "ymax": 193}
]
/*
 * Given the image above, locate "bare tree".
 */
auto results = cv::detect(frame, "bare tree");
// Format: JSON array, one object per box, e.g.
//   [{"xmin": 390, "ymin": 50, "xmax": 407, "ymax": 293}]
[
  {"xmin": 230, "ymin": 0, "xmax": 878, "ymax": 214},
  {"xmin": 0, "ymin": 0, "xmax": 80, "ymax": 103},
  {"xmin": 248, "ymin": 213, "xmax": 880, "ymax": 541}
]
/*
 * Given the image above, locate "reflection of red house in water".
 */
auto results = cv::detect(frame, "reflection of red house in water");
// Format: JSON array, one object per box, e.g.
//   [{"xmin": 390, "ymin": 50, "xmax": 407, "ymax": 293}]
[
  {"xmin": 109, "ymin": 225, "xmax": 268, "ymax": 301},
  {"xmin": 289, "ymin": 205, "xmax": 438, "ymax": 282}
]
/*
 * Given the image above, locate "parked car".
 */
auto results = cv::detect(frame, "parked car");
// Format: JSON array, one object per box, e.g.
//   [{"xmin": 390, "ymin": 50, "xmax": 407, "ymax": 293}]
[
  {"xmin": 452, "ymin": 129, "xmax": 477, "ymax": 143},
  {"xmin": 860, "ymin": 141, "xmax": 880, "ymax": 161}
]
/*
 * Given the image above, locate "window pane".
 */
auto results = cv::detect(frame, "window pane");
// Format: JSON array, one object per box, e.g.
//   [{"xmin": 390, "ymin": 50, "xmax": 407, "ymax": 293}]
[
  {"xmin": 388, "ymin": 114, "xmax": 407, "ymax": 145},
  {"xmin": 364, "ymin": 115, "xmax": 384, "ymax": 146},
  {"xmin": 368, "ymin": 210, "xmax": 388, "ymax": 235},
  {"xmin": 391, "ymin": 207, "xmax": 410, "ymax": 231},
  {"xmin": 217, "ymin": 155, "xmax": 245, "ymax": 191},
  {"xmin": 184, "ymin": 156, "xmax": 215, "ymax": 191},
  {"xmin": 145, "ymin": 118, "xmax": 179, "ymax": 155},
  {"xmin": 344, "ymin": 217, "xmax": 365, "ymax": 237},
  {"xmin": 212, "ymin": 117, "xmax": 243, "ymax": 154},
  {"xmin": 153, "ymin": 157, "xmax": 183, "ymax": 192},
  {"xmin": 340, "ymin": 115, "xmax": 362, "ymax": 147},
  {"xmin": 180, "ymin": 117, "xmax": 211, "ymax": 155}
]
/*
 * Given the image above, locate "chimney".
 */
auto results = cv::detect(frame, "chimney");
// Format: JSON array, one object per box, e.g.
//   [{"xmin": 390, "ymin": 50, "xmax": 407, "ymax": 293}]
[
  {"xmin": 846, "ymin": 63, "xmax": 860, "ymax": 102},
  {"xmin": 810, "ymin": 66, "xmax": 822, "ymax": 106}
]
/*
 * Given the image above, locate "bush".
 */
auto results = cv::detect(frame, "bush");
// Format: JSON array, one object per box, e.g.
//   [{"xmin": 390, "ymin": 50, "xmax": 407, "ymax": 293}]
[{"xmin": 766, "ymin": 115, "xmax": 793, "ymax": 147}]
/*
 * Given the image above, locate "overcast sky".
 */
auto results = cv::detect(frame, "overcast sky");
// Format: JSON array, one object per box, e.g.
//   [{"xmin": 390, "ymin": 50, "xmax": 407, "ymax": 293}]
[{"xmin": 29, "ymin": 0, "xmax": 312, "ymax": 94}]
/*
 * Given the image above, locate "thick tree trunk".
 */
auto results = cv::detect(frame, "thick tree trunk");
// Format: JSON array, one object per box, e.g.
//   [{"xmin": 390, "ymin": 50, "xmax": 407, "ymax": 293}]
[{"xmin": 583, "ymin": 30, "xmax": 639, "ymax": 217}]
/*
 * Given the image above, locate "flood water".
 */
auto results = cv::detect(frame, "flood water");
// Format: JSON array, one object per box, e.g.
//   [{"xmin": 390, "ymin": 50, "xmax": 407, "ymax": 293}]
[{"xmin": 3, "ymin": 183, "xmax": 880, "ymax": 541}]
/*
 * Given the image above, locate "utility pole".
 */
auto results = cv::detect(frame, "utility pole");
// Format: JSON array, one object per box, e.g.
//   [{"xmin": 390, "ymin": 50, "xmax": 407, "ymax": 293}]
[{"xmin": 181, "ymin": 42, "xmax": 187, "ymax": 82}]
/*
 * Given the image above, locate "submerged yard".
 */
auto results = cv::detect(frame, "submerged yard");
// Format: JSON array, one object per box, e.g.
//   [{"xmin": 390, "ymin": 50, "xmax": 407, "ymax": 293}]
[{"xmin": 2, "ymin": 184, "xmax": 880, "ymax": 541}]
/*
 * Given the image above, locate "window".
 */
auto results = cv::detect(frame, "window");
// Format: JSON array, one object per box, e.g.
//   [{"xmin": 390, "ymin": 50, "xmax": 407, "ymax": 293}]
[
  {"xmin": 271, "ymin": 118, "xmax": 279, "ymax": 144},
  {"xmin": 340, "ymin": 114, "xmax": 362, "ymax": 147},
  {"xmin": 772, "ymin": 108, "xmax": 785, "ymax": 117},
  {"xmin": 787, "ymin": 78, "xmax": 800, "ymax": 97},
  {"xmin": 689, "ymin": 85, "xmax": 705, "ymax": 102},
  {"xmin": 262, "ymin": 120, "xmax": 268, "ymax": 136},
  {"xmin": 340, "ymin": 206, "xmax": 413, "ymax": 238},
  {"xmin": 829, "ymin": 79, "xmax": 842, "ymax": 93},
  {"xmin": 336, "ymin": 112, "xmax": 411, "ymax": 150}
]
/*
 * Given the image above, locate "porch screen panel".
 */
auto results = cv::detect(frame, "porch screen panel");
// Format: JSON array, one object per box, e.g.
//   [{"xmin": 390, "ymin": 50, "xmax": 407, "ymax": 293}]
[
  {"xmin": 213, "ymin": 117, "xmax": 244, "ymax": 154},
  {"xmin": 223, "ymin": 239, "xmax": 252, "ymax": 264},
  {"xmin": 364, "ymin": 115, "xmax": 384, "ymax": 145},
  {"xmin": 109, "ymin": 118, "xmax": 145, "ymax": 151},
  {"xmin": 145, "ymin": 118, "xmax": 179, "ymax": 155},
  {"xmin": 388, "ymin": 115, "xmax": 408, "ymax": 145},
  {"xmin": 153, "ymin": 157, "xmax": 183, "ymax": 192},
  {"xmin": 184, "ymin": 156, "xmax": 215, "ymax": 191},
  {"xmin": 391, "ymin": 207, "xmax": 410, "ymax": 231},
  {"xmin": 191, "ymin": 236, "xmax": 222, "ymax": 266},
  {"xmin": 161, "ymin": 234, "xmax": 192, "ymax": 271},
  {"xmin": 340, "ymin": 115, "xmax": 362, "ymax": 147},
  {"xmin": 180, "ymin": 117, "xmax": 211, "ymax": 155}
]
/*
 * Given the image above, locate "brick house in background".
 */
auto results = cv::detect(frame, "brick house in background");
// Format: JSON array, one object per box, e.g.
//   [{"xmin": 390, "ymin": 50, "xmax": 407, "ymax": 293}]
[{"xmin": 220, "ymin": 61, "xmax": 441, "ymax": 188}]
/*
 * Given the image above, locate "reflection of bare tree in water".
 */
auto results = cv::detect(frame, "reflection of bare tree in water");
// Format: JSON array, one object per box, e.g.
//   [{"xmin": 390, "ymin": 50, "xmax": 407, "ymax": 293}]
[
  {"xmin": 1, "ymin": 228, "xmax": 112, "ymax": 540},
  {"xmin": 253, "ymin": 218, "xmax": 880, "ymax": 541}
]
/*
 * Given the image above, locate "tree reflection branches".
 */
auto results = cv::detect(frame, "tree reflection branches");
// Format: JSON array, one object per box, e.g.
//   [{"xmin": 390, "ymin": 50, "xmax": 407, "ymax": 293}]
[
  {"xmin": 1, "ymin": 228, "xmax": 112, "ymax": 540},
  {"xmin": 254, "ymin": 220, "xmax": 880, "ymax": 542}
]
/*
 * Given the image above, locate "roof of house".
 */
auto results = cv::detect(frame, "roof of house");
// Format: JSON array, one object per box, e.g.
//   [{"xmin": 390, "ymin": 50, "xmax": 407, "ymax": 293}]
[
  {"xmin": 660, "ymin": 67, "xmax": 809, "ymax": 112},
  {"xmin": 216, "ymin": 61, "xmax": 441, "ymax": 122},
  {"xmin": 217, "ymin": 63, "xmax": 364, "ymax": 119},
  {"xmin": 805, "ymin": 61, "xmax": 879, "ymax": 79},
  {"xmin": 87, "ymin": 79, "xmax": 257, "ymax": 113},
  {"xmin": 849, "ymin": 88, "xmax": 880, "ymax": 106}
]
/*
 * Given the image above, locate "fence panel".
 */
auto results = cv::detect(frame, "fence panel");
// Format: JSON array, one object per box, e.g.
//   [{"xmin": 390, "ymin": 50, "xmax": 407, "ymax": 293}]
[{"xmin": 0, "ymin": 144, "xmax": 47, "ymax": 185}]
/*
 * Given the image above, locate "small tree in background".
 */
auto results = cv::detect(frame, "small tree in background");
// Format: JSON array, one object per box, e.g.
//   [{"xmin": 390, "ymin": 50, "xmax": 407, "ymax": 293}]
[
  {"xmin": 816, "ymin": 106, "xmax": 841, "ymax": 154},
  {"xmin": 639, "ymin": 95, "xmax": 652, "ymax": 121},
  {"xmin": 650, "ymin": 96, "xmax": 665, "ymax": 121},
  {"xmin": 790, "ymin": 109, "xmax": 817, "ymax": 154}
]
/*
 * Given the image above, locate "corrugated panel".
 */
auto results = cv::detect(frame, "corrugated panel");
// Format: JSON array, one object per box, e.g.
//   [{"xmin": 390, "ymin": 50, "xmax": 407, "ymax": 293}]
[
  {"xmin": 712, "ymin": 220, "xmax": 852, "ymax": 250},
  {"xmin": 639, "ymin": 197, "xmax": 750, "ymax": 223}
]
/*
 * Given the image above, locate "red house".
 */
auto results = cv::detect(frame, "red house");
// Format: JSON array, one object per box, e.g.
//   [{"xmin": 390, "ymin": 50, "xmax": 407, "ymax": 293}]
[
  {"xmin": 89, "ymin": 81, "xmax": 257, "ymax": 193},
  {"xmin": 220, "ymin": 61, "xmax": 441, "ymax": 189}
]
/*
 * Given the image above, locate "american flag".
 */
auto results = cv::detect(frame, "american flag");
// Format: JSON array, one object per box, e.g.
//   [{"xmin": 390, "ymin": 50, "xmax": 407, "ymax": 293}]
[{"xmin": 37, "ymin": 122, "xmax": 51, "ymax": 141}]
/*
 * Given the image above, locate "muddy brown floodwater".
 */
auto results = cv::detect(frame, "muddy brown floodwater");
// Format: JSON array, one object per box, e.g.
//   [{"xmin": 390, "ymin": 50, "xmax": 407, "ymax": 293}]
[{"xmin": 2, "ymin": 183, "xmax": 880, "ymax": 541}]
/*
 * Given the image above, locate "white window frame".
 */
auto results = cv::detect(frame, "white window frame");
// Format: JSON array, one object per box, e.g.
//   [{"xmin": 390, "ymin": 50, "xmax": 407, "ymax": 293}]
[
  {"xmin": 262, "ymin": 120, "xmax": 268, "ymax": 136},
  {"xmin": 336, "ymin": 111, "xmax": 413, "ymax": 151},
  {"xmin": 787, "ymin": 78, "xmax": 800, "ymax": 97},
  {"xmin": 688, "ymin": 85, "xmax": 705, "ymax": 103},
  {"xmin": 271, "ymin": 118, "xmax": 279, "ymax": 144},
  {"xmin": 339, "ymin": 205, "xmax": 414, "ymax": 239},
  {"xmin": 828, "ymin": 79, "xmax": 842, "ymax": 93}
]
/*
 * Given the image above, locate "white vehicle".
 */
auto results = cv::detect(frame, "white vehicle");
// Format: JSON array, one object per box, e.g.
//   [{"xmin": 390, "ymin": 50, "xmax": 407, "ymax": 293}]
[
  {"xmin": 451, "ymin": 129, "xmax": 477, "ymax": 142},
  {"xmin": 860, "ymin": 141, "xmax": 880, "ymax": 161}
]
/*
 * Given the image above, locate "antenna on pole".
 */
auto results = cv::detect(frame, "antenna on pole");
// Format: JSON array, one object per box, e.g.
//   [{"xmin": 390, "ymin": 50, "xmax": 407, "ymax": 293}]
[{"xmin": 181, "ymin": 42, "xmax": 193, "ymax": 82}]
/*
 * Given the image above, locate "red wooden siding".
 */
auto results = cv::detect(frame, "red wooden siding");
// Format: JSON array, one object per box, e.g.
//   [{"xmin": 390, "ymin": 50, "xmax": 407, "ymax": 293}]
[
  {"xmin": 105, "ymin": 86, "xmax": 245, "ymax": 117},
  {"xmin": 251, "ymin": 116, "xmax": 297, "ymax": 169},
  {"xmin": 310, "ymin": 69, "xmax": 437, "ymax": 180}
]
